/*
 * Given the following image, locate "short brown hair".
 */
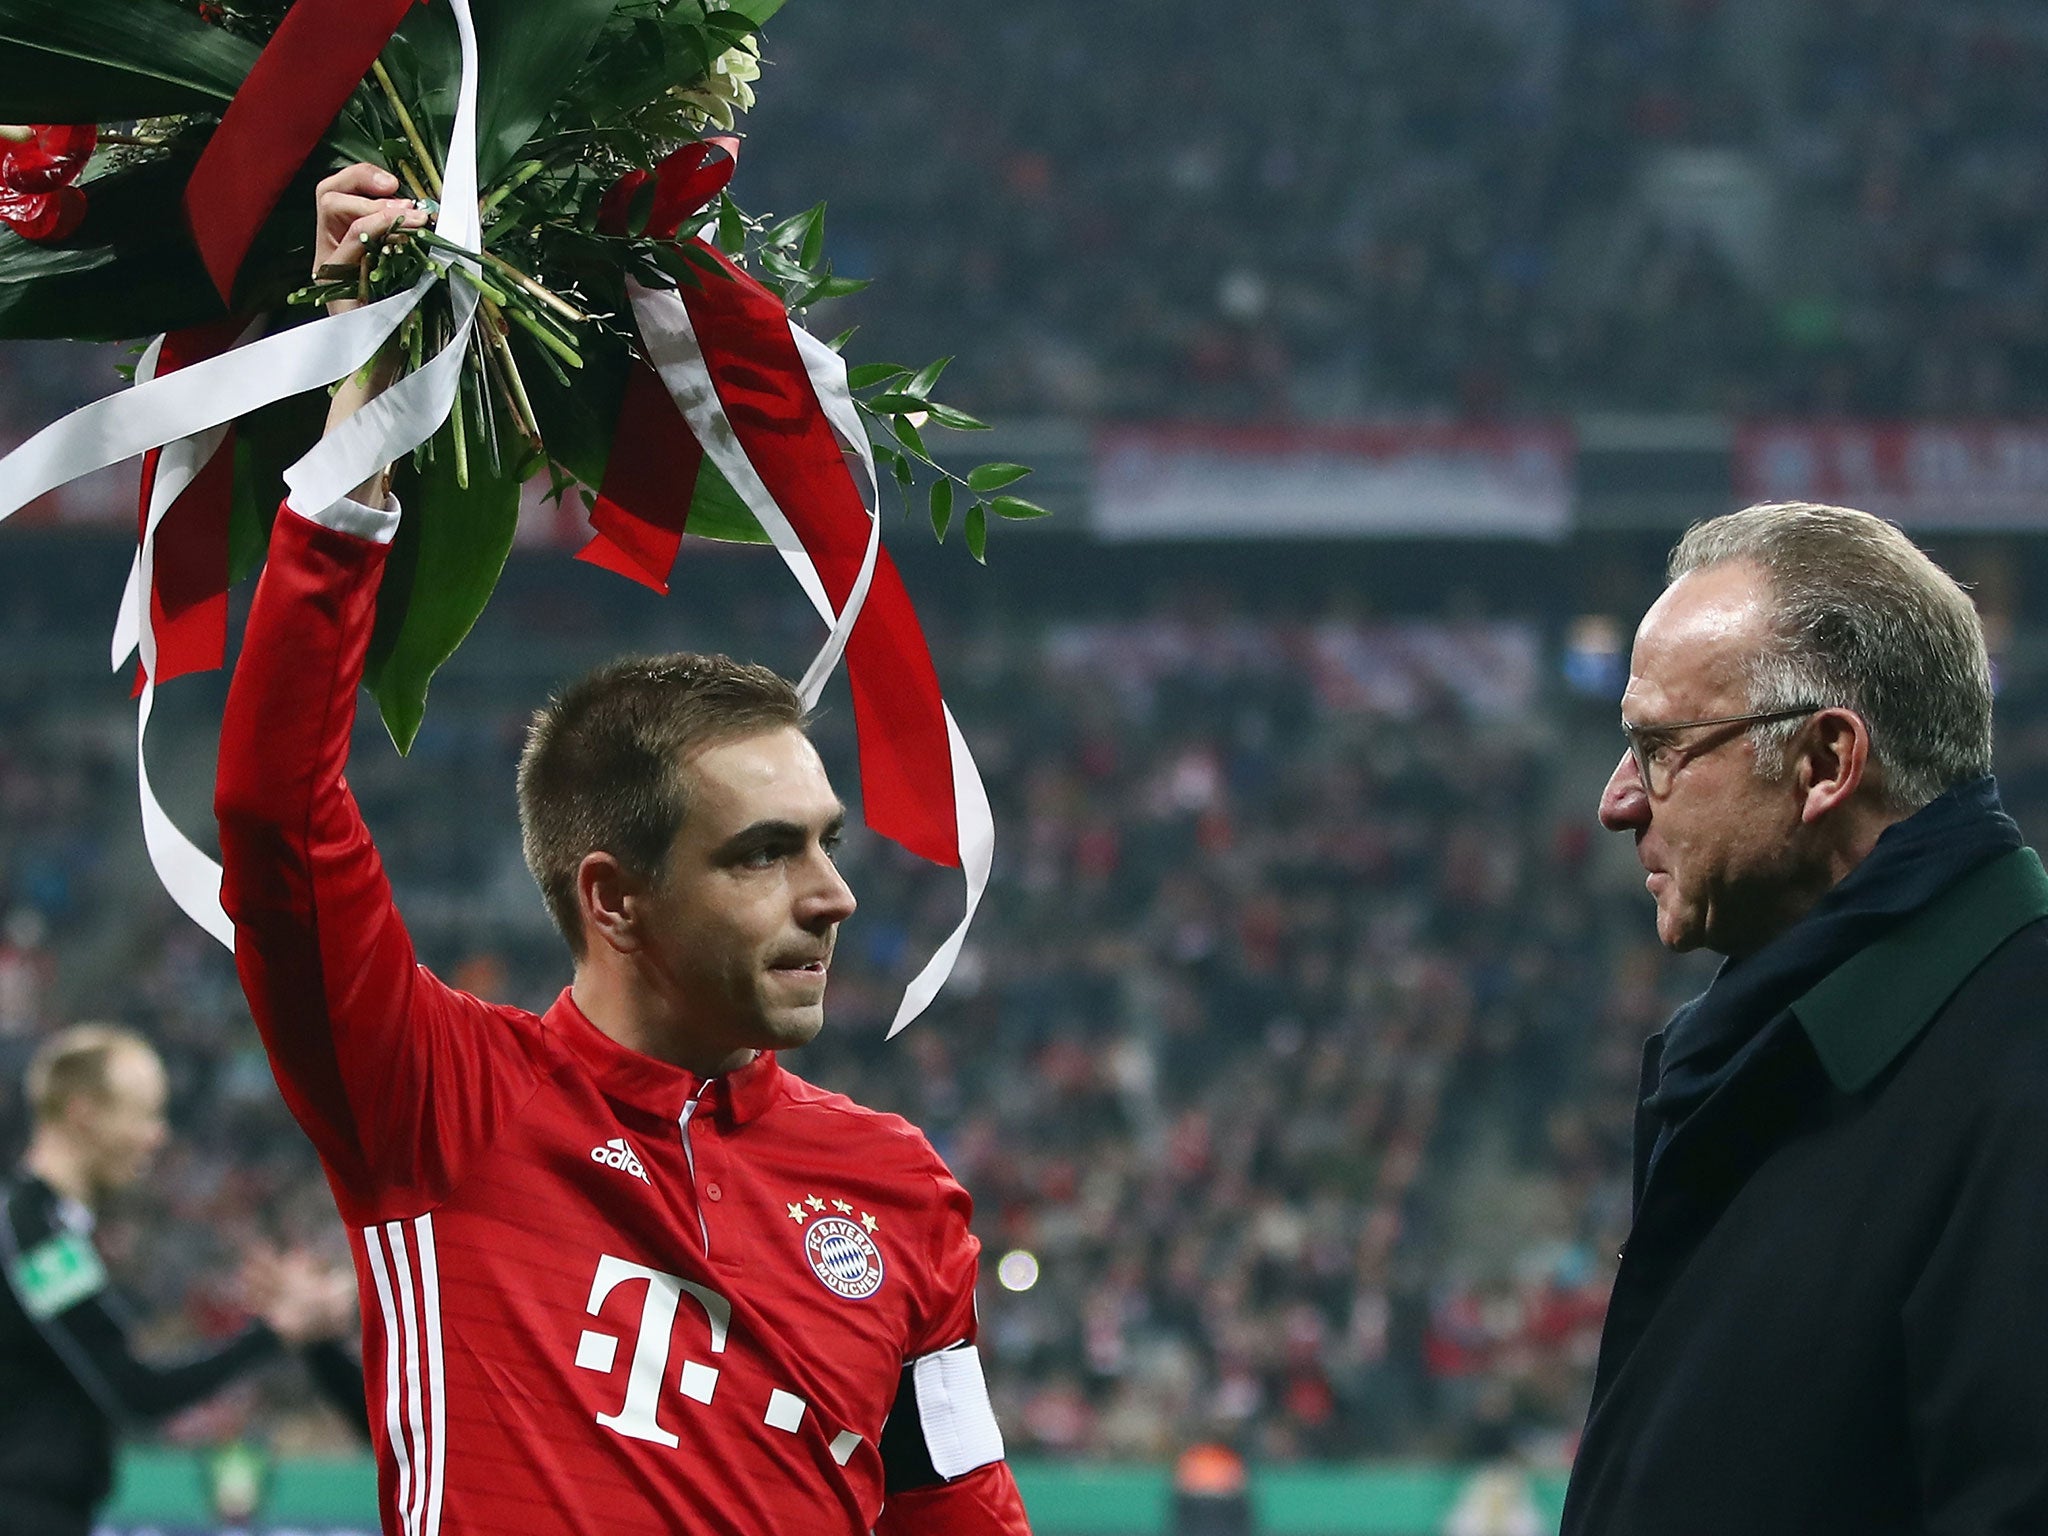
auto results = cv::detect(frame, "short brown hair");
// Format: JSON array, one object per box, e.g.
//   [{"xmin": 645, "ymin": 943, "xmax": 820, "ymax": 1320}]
[
  {"xmin": 1669, "ymin": 502, "xmax": 1992, "ymax": 810},
  {"xmin": 517, "ymin": 654, "xmax": 806, "ymax": 955},
  {"xmin": 28, "ymin": 1024, "xmax": 156, "ymax": 1124}
]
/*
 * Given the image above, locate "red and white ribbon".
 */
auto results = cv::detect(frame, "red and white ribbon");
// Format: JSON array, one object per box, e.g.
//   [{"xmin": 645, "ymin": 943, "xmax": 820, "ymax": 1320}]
[
  {"xmin": 629, "ymin": 267, "xmax": 993, "ymax": 1034},
  {"xmin": 0, "ymin": 0, "xmax": 485, "ymax": 953}
]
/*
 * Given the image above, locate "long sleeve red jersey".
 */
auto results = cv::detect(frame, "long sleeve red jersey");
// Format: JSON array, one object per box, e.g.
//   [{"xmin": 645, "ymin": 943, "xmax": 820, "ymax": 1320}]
[{"xmin": 217, "ymin": 501, "xmax": 1028, "ymax": 1535}]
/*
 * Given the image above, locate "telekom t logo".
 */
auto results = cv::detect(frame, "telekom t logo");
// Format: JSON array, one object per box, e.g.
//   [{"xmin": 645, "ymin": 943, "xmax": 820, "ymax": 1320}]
[{"xmin": 574, "ymin": 1254, "xmax": 732, "ymax": 1447}]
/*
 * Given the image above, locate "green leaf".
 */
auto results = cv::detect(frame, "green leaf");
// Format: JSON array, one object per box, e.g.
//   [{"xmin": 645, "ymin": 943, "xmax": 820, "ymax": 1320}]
[
  {"xmin": 701, "ymin": 11, "xmax": 762, "ymax": 48},
  {"xmin": 847, "ymin": 362, "xmax": 909, "ymax": 390},
  {"xmin": 799, "ymin": 204, "xmax": 826, "ymax": 270},
  {"xmin": 764, "ymin": 204, "xmax": 820, "ymax": 254},
  {"xmin": 392, "ymin": 0, "xmax": 622, "ymax": 185},
  {"xmin": 808, "ymin": 272, "xmax": 870, "ymax": 300},
  {"xmin": 824, "ymin": 325, "xmax": 857, "ymax": 352},
  {"xmin": 889, "ymin": 414, "xmax": 928, "ymax": 460},
  {"xmin": 757, "ymin": 245, "xmax": 810, "ymax": 286},
  {"xmin": 715, "ymin": 192, "xmax": 747, "ymax": 257},
  {"xmin": 965, "ymin": 500, "xmax": 988, "ymax": 563},
  {"xmin": 966, "ymin": 462, "xmax": 1033, "ymax": 493},
  {"xmin": 920, "ymin": 401, "xmax": 988, "ymax": 431},
  {"xmin": 863, "ymin": 391, "xmax": 930, "ymax": 415},
  {"xmin": 903, "ymin": 355, "xmax": 951, "ymax": 400},
  {"xmin": 928, "ymin": 478, "xmax": 953, "ymax": 542},
  {"xmin": 623, "ymin": 176, "xmax": 659, "ymax": 239},
  {"xmin": 992, "ymin": 494, "xmax": 1054, "ymax": 519},
  {"xmin": 725, "ymin": 0, "xmax": 788, "ymax": 24},
  {"xmin": 366, "ymin": 418, "xmax": 524, "ymax": 752},
  {"xmin": 0, "ymin": 0, "xmax": 259, "ymax": 120},
  {"xmin": 868, "ymin": 444, "xmax": 910, "ymax": 494},
  {"xmin": 680, "ymin": 456, "xmax": 773, "ymax": 545}
]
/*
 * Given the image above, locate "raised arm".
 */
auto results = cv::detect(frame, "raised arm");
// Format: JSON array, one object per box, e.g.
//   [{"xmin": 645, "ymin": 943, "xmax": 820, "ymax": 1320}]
[{"xmin": 215, "ymin": 167, "xmax": 535, "ymax": 1219}]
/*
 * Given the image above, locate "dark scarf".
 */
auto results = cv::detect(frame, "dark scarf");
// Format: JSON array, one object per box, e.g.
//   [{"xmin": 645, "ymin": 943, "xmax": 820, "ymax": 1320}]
[{"xmin": 1646, "ymin": 775, "xmax": 2022, "ymax": 1138}]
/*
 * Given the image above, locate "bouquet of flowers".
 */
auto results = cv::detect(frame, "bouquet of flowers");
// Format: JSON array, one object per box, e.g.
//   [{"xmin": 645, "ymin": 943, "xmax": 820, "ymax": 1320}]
[{"xmin": 0, "ymin": 0, "xmax": 1024, "ymax": 1030}]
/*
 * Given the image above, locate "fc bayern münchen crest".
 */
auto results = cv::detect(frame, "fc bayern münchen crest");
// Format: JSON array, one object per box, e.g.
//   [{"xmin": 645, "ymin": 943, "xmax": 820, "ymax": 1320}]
[{"xmin": 805, "ymin": 1216, "xmax": 885, "ymax": 1300}]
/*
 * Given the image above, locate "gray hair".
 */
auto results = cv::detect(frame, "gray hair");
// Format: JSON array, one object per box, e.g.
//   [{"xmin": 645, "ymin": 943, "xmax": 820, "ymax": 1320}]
[{"xmin": 1667, "ymin": 502, "xmax": 1992, "ymax": 811}]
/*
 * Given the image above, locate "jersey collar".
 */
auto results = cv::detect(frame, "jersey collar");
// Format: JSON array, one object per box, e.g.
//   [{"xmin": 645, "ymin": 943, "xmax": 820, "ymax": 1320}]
[{"xmin": 544, "ymin": 988, "xmax": 785, "ymax": 1124}]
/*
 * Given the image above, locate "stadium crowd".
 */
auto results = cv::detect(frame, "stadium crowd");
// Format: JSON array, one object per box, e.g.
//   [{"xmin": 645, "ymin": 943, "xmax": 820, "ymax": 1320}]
[{"xmin": 744, "ymin": 0, "xmax": 2048, "ymax": 419}]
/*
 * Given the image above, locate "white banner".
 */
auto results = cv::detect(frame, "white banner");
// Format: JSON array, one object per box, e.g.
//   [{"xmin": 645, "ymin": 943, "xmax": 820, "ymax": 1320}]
[
  {"xmin": 1736, "ymin": 421, "xmax": 2048, "ymax": 529},
  {"xmin": 1093, "ymin": 423, "xmax": 1574, "ymax": 540}
]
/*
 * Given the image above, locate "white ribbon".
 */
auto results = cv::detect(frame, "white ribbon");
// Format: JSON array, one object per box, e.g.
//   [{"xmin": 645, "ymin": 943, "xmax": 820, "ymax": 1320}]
[
  {"xmin": 0, "ymin": 0, "xmax": 487, "ymax": 950},
  {"xmin": 126, "ymin": 333, "xmax": 240, "ymax": 945},
  {"xmin": 628, "ymin": 279, "xmax": 994, "ymax": 1034}
]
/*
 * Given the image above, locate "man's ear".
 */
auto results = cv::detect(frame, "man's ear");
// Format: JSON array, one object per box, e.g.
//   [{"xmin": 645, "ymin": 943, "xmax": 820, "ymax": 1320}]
[
  {"xmin": 577, "ymin": 851, "xmax": 645, "ymax": 955},
  {"xmin": 1797, "ymin": 707, "xmax": 1873, "ymax": 825}
]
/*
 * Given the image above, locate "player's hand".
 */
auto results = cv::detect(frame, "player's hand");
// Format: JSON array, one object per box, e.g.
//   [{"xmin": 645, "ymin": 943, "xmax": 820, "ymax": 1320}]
[
  {"xmin": 315, "ymin": 162, "xmax": 430, "ymax": 478},
  {"xmin": 241, "ymin": 1243, "xmax": 358, "ymax": 1346},
  {"xmin": 315, "ymin": 163, "xmax": 428, "ymax": 315}
]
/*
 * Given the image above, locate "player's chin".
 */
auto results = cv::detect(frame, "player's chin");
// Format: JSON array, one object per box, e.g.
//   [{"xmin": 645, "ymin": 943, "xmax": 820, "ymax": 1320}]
[{"xmin": 754, "ymin": 994, "xmax": 828, "ymax": 1049}]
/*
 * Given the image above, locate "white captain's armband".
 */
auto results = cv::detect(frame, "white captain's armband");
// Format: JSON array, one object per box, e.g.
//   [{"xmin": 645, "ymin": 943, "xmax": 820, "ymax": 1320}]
[{"xmin": 879, "ymin": 1341, "xmax": 1005, "ymax": 1490}]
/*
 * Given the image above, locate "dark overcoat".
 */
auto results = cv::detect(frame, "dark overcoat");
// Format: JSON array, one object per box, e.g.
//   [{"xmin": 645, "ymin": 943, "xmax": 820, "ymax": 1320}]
[{"xmin": 1562, "ymin": 846, "xmax": 2048, "ymax": 1535}]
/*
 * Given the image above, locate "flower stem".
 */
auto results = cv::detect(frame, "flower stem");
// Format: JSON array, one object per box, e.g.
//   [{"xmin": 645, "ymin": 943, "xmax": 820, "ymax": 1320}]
[
  {"xmin": 370, "ymin": 58, "xmax": 442, "ymax": 199},
  {"xmin": 449, "ymin": 359, "xmax": 469, "ymax": 489},
  {"xmin": 499, "ymin": 301, "xmax": 583, "ymax": 370},
  {"xmin": 480, "ymin": 160, "xmax": 546, "ymax": 221},
  {"xmin": 396, "ymin": 159, "xmax": 433, "ymax": 206},
  {"xmin": 478, "ymin": 299, "xmax": 544, "ymax": 450},
  {"xmin": 483, "ymin": 250, "xmax": 591, "ymax": 325}
]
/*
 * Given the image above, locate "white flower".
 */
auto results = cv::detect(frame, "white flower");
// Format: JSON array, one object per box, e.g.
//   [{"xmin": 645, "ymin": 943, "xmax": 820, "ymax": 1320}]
[{"xmin": 672, "ymin": 41, "xmax": 761, "ymax": 130}]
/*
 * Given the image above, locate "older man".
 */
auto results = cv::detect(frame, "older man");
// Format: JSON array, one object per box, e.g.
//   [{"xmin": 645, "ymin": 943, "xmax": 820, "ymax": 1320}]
[{"xmin": 1563, "ymin": 502, "xmax": 2048, "ymax": 1535}]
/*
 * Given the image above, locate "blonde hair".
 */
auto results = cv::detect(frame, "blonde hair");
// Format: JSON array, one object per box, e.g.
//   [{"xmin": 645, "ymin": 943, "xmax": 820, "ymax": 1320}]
[{"xmin": 26, "ymin": 1023, "xmax": 156, "ymax": 1124}]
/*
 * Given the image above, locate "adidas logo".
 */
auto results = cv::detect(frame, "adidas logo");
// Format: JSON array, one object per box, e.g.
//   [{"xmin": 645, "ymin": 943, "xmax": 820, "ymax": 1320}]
[{"xmin": 591, "ymin": 1137, "xmax": 650, "ymax": 1184}]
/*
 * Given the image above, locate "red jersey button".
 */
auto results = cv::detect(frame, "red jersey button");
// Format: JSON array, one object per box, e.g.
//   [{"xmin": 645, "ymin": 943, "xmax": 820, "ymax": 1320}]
[{"xmin": 706, "ymin": 1182, "xmax": 723, "ymax": 1201}]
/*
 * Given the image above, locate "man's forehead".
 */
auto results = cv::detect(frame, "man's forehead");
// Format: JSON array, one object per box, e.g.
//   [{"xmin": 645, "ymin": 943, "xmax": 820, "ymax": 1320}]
[
  {"xmin": 1625, "ymin": 563, "xmax": 1772, "ymax": 717},
  {"xmin": 683, "ymin": 728, "xmax": 840, "ymax": 818}
]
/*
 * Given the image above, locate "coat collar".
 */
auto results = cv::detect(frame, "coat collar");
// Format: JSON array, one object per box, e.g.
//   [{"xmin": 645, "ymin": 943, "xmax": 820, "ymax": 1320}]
[
  {"xmin": 1791, "ymin": 846, "xmax": 2048, "ymax": 1093},
  {"xmin": 542, "ymin": 988, "xmax": 786, "ymax": 1125}
]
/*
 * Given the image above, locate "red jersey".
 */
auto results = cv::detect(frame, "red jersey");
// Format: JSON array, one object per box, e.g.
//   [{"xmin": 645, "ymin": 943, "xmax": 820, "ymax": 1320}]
[{"xmin": 217, "ymin": 503, "xmax": 1029, "ymax": 1535}]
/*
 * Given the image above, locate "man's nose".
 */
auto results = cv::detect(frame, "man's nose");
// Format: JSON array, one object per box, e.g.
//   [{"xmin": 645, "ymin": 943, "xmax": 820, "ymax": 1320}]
[
  {"xmin": 801, "ymin": 852, "xmax": 857, "ymax": 928},
  {"xmin": 1599, "ymin": 749, "xmax": 1649, "ymax": 832}
]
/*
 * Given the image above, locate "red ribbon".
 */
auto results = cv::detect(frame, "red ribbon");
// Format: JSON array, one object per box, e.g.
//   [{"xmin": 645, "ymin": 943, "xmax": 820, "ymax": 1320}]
[
  {"xmin": 576, "ymin": 362, "xmax": 702, "ymax": 593},
  {"xmin": 676, "ymin": 241, "xmax": 961, "ymax": 868},
  {"xmin": 585, "ymin": 140, "xmax": 958, "ymax": 865},
  {"xmin": 579, "ymin": 139, "xmax": 740, "ymax": 591},
  {"xmin": 183, "ymin": 0, "xmax": 419, "ymax": 302},
  {"xmin": 597, "ymin": 137, "xmax": 739, "ymax": 242},
  {"xmin": 132, "ymin": 318, "xmax": 249, "ymax": 693}
]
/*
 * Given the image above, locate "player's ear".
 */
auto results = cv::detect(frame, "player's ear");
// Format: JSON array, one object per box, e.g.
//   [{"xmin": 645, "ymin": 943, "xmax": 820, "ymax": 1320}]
[{"xmin": 577, "ymin": 851, "xmax": 644, "ymax": 955}]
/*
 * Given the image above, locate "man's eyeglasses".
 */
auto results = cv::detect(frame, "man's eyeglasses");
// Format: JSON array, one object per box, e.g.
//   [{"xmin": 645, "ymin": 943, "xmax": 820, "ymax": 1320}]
[{"xmin": 1620, "ymin": 705, "xmax": 1826, "ymax": 797}]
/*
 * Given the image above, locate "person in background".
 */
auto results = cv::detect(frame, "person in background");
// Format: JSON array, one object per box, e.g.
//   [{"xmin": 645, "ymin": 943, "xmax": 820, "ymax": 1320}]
[
  {"xmin": 1566, "ymin": 502, "xmax": 2048, "ymax": 1534},
  {"xmin": 0, "ymin": 1023, "xmax": 356, "ymax": 1536}
]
